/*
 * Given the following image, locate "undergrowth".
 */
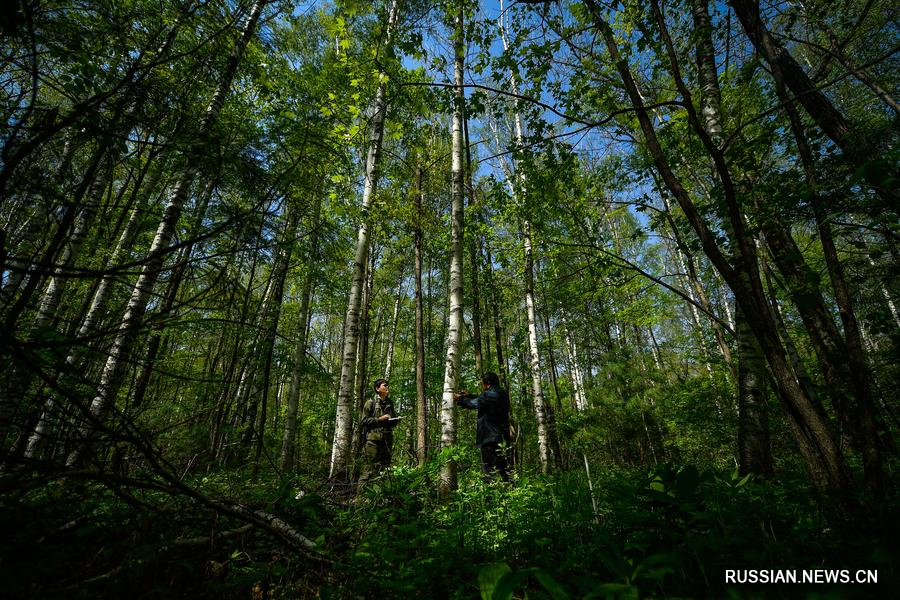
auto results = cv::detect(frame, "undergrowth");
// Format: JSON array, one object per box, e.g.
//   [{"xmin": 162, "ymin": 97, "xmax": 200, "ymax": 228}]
[{"xmin": 1, "ymin": 455, "xmax": 897, "ymax": 598}]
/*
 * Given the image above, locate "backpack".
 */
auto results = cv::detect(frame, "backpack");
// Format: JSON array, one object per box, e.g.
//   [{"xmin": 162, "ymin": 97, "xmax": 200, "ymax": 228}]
[{"xmin": 358, "ymin": 397, "xmax": 378, "ymax": 448}]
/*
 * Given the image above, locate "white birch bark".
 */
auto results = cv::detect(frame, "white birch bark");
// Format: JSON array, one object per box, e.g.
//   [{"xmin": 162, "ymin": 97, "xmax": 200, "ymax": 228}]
[
  {"xmin": 383, "ymin": 275, "xmax": 404, "ymax": 380},
  {"xmin": 498, "ymin": 1, "xmax": 552, "ymax": 471},
  {"xmin": 23, "ymin": 174, "xmax": 157, "ymax": 461},
  {"xmin": 562, "ymin": 318, "xmax": 587, "ymax": 411},
  {"xmin": 523, "ymin": 221, "xmax": 551, "ymax": 472},
  {"xmin": 72, "ymin": 167, "xmax": 160, "ymax": 346},
  {"xmin": 66, "ymin": 0, "xmax": 266, "ymax": 467},
  {"xmin": 438, "ymin": 1, "xmax": 466, "ymax": 496},
  {"xmin": 866, "ymin": 253, "xmax": 900, "ymax": 331},
  {"xmin": 329, "ymin": 0, "xmax": 400, "ymax": 480},
  {"xmin": 721, "ymin": 283, "xmax": 736, "ymax": 331},
  {"xmin": 33, "ymin": 197, "xmax": 101, "ymax": 330}
]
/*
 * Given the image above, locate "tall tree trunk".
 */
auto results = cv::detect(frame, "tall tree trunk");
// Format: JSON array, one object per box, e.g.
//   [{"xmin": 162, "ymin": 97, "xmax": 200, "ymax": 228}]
[
  {"xmin": 736, "ymin": 304, "xmax": 774, "ymax": 477},
  {"xmin": 33, "ymin": 154, "xmax": 117, "ymax": 331},
  {"xmin": 485, "ymin": 240, "xmax": 509, "ymax": 387},
  {"xmin": 66, "ymin": 0, "xmax": 266, "ymax": 467},
  {"xmin": 241, "ymin": 207, "xmax": 297, "ymax": 451},
  {"xmin": 664, "ymin": 195, "xmax": 734, "ymax": 378},
  {"xmin": 499, "ymin": 1, "xmax": 557, "ymax": 470},
  {"xmin": 562, "ymin": 317, "xmax": 587, "ymax": 411},
  {"xmin": 383, "ymin": 271, "xmax": 404, "ymax": 380},
  {"xmin": 0, "ymin": 141, "xmax": 113, "ymax": 454},
  {"xmin": 131, "ymin": 182, "xmax": 215, "ymax": 409},
  {"xmin": 352, "ymin": 245, "xmax": 376, "ymax": 463},
  {"xmin": 589, "ymin": 0, "xmax": 853, "ymax": 500},
  {"xmin": 653, "ymin": 0, "xmax": 849, "ymax": 489},
  {"xmin": 464, "ymin": 120, "xmax": 484, "ymax": 376},
  {"xmin": 773, "ymin": 72, "xmax": 884, "ymax": 495},
  {"xmin": 328, "ymin": 0, "xmax": 400, "ymax": 482},
  {"xmin": 468, "ymin": 234, "xmax": 484, "ymax": 375},
  {"xmin": 539, "ymin": 266, "xmax": 563, "ymax": 414},
  {"xmin": 413, "ymin": 166, "xmax": 427, "ymax": 466},
  {"xmin": 69, "ymin": 157, "xmax": 163, "ymax": 345},
  {"xmin": 2, "ymin": 140, "xmax": 108, "ymax": 333},
  {"xmin": 523, "ymin": 221, "xmax": 552, "ymax": 473},
  {"xmin": 22, "ymin": 166, "xmax": 160, "ymax": 463},
  {"xmin": 211, "ymin": 247, "xmax": 261, "ymax": 461},
  {"xmin": 280, "ymin": 196, "xmax": 321, "ymax": 473},
  {"xmin": 690, "ymin": 0, "xmax": 724, "ymax": 146},
  {"xmin": 439, "ymin": 1, "xmax": 466, "ymax": 497},
  {"xmin": 1, "ymin": 140, "xmax": 76, "ymax": 307}
]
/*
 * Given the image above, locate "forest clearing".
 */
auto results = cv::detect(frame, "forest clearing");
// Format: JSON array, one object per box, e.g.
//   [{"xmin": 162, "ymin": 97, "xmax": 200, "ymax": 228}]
[{"xmin": 1, "ymin": 0, "xmax": 898, "ymax": 597}]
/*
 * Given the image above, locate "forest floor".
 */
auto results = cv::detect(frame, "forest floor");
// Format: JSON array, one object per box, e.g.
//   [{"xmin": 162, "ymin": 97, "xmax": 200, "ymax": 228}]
[{"xmin": 2, "ymin": 453, "xmax": 898, "ymax": 599}]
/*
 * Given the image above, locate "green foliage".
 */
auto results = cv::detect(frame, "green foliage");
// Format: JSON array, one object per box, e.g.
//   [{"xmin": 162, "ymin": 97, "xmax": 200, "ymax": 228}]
[{"xmin": 3, "ymin": 456, "xmax": 898, "ymax": 598}]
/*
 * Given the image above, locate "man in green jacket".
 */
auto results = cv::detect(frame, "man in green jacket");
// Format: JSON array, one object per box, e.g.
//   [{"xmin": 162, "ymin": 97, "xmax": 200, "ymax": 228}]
[
  {"xmin": 358, "ymin": 378, "xmax": 398, "ymax": 488},
  {"xmin": 454, "ymin": 372, "xmax": 511, "ymax": 482}
]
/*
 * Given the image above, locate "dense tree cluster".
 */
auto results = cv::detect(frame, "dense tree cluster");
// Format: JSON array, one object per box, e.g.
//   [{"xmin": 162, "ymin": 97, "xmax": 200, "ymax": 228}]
[{"xmin": 1, "ymin": 0, "xmax": 897, "ymax": 596}]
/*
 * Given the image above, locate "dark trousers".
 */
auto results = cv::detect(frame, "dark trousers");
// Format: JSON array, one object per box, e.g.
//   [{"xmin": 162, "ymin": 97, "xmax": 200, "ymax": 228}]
[
  {"xmin": 480, "ymin": 442, "xmax": 510, "ymax": 482},
  {"xmin": 358, "ymin": 440, "xmax": 391, "ymax": 489}
]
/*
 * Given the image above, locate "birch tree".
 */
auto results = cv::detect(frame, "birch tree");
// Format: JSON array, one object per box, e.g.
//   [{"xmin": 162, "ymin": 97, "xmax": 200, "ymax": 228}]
[
  {"xmin": 496, "ymin": 0, "xmax": 554, "ymax": 472},
  {"xmin": 329, "ymin": 0, "xmax": 401, "ymax": 481},
  {"xmin": 66, "ymin": 0, "xmax": 268, "ymax": 466},
  {"xmin": 438, "ymin": 0, "xmax": 467, "ymax": 497}
]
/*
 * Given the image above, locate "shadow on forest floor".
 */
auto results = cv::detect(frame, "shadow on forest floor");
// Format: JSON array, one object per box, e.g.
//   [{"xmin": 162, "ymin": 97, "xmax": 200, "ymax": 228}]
[{"xmin": 1, "ymin": 456, "xmax": 898, "ymax": 599}]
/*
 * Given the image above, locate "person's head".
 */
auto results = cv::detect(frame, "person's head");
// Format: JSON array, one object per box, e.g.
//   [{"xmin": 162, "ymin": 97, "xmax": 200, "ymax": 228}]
[
  {"xmin": 481, "ymin": 372, "xmax": 499, "ymax": 389},
  {"xmin": 373, "ymin": 378, "xmax": 389, "ymax": 397}
]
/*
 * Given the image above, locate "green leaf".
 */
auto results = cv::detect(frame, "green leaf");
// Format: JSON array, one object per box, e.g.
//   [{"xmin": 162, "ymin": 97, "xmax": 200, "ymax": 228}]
[
  {"xmin": 532, "ymin": 570, "xmax": 571, "ymax": 600},
  {"xmin": 479, "ymin": 562, "xmax": 512, "ymax": 600},
  {"xmin": 492, "ymin": 568, "xmax": 539, "ymax": 600}
]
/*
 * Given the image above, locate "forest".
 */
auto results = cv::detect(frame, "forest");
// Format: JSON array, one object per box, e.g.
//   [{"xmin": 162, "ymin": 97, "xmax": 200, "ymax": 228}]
[{"xmin": 1, "ymin": 0, "xmax": 898, "ymax": 597}]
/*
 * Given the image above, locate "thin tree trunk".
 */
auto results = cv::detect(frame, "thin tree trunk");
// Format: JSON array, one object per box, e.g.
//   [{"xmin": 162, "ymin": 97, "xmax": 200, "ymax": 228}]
[
  {"xmin": 69, "ymin": 157, "xmax": 163, "ymax": 344},
  {"xmin": 66, "ymin": 0, "xmax": 266, "ymax": 467},
  {"xmin": 280, "ymin": 196, "xmax": 321, "ymax": 473},
  {"xmin": 241, "ymin": 207, "xmax": 297, "ymax": 451},
  {"xmin": 523, "ymin": 221, "xmax": 552, "ymax": 473},
  {"xmin": 736, "ymin": 304, "xmax": 774, "ymax": 477},
  {"xmin": 131, "ymin": 182, "xmax": 215, "ymax": 408},
  {"xmin": 867, "ymin": 253, "xmax": 900, "ymax": 331},
  {"xmin": 499, "ymin": 1, "xmax": 556, "ymax": 470},
  {"xmin": 3, "ymin": 141, "xmax": 107, "ymax": 333},
  {"xmin": 660, "ymin": 179, "xmax": 734, "ymax": 380},
  {"xmin": 774, "ymin": 73, "xmax": 884, "ymax": 495},
  {"xmin": 22, "ymin": 167, "xmax": 159, "ymax": 462},
  {"xmin": 211, "ymin": 249, "xmax": 260, "ymax": 461},
  {"xmin": 464, "ymin": 122, "xmax": 484, "ymax": 376},
  {"xmin": 352, "ymin": 246, "xmax": 376, "ymax": 463},
  {"xmin": 563, "ymin": 317, "xmax": 587, "ymax": 411},
  {"xmin": 328, "ymin": 0, "xmax": 400, "ymax": 482},
  {"xmin": 728, "ymin": 0, "xmax": 896, "ymax": 201},
  {"xmin": 414, "ymin": 166, "xmax": 427, "ymax": 466},
  {"xmin": 539, "ymin": 265, "xmax": 563, "ymax": 414},
  {"xmin": 33, "ymin": 157, "xmax": 115, "ymax": 331},
  {"xmin": 485, "ymin": 240, "xmax": 509, "ymax": 387},
  {"xmin": 383, "ymin": 272, "xmax": 404, "ymax": 380}
]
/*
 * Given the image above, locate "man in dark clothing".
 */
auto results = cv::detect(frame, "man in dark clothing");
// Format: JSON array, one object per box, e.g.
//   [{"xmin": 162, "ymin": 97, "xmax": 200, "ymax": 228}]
[
  {"xmin": 453, "ymin": 372, "xmax": 512, "ymax": 482},
  {"xmin": 358, "ymin": 378, "xmax": 399, "ymax": 488}
]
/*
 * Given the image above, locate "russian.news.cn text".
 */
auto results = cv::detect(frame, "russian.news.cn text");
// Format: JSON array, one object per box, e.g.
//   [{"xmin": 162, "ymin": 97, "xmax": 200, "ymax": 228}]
[{"xmin": 725, "ymin": 569, "xmax": 877, "ymax": 584}]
